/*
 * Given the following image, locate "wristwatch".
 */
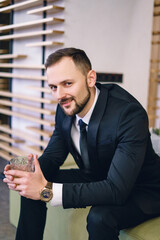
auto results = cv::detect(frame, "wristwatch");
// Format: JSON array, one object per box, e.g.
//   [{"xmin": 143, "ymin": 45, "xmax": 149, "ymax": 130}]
[{"xmin": 40, "ymin": 182, "xmax": 53, "ymax": 202}]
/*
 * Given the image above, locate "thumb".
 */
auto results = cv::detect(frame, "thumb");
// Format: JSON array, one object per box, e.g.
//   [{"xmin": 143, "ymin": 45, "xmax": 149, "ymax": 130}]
[{"xmin": 33, "ymin": 155, "xmax": 41, "ymax": 172}]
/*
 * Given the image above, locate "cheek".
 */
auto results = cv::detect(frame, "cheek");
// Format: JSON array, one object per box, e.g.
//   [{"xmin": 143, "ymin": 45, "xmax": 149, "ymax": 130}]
[
  {"xmin": 51, "ymin": 91, "xmax": 56, "ymax": 98},
  {"xmin": 68, "ymin": 82, "xmax": 89, "ymax": 99},
  {"xmin": 51, "ymin": 92, "xmax": 58, "ymax": 101},
  {"xmin": 78, "ymin": 85, "xmax": 89, "ymax": 98}
]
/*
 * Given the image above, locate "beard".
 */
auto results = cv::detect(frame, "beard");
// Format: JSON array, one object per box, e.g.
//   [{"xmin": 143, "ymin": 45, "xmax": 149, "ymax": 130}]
[{"xmin": 59, "ymin": 84, "xmax": 91, "ymax": 116}]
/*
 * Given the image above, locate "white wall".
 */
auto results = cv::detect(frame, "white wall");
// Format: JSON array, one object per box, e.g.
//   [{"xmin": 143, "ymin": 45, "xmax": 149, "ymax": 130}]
[
  {"xmin": 62, "ymin": 0, "xmax": 154, "ymax": 109},
  {"xmin": 13, "ymin": 0, "xmax": 154, "ymax": 108},
  {"xmin": 12, "ymin": 0, "xmax": 154, "ymax": 137}
]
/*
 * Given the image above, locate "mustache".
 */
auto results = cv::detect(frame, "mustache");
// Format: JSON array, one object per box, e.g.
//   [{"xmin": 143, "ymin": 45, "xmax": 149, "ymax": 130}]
[{"xmin": 59, "ymin": 97, "xmax": 74, "ymax": 104}]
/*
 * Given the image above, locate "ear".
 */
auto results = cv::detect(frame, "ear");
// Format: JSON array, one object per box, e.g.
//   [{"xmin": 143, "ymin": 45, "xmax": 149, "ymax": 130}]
[{"xmin": 87, "ymin": 70, "xmax": 97, "ymax": 87}]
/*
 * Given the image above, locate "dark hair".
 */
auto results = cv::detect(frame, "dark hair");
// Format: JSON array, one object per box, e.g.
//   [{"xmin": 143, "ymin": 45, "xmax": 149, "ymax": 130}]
[{"xmin": 45, "ymin": 47, "xmax": 92, "ymax": 76}]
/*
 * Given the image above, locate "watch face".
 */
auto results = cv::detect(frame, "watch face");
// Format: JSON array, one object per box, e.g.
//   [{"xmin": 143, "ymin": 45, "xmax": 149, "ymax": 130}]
[{"xmin": 41, "ymin": 188, "xmax": 53, "ymax": 202}]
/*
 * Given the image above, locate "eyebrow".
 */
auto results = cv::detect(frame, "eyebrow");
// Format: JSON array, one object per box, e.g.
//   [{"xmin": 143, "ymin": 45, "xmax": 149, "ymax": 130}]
[
  {"xmin": 48, "ymin": 83, "xmax": 56, "ymax": 88},
  {"xmin": 48, "ymin": 79, "xmax": 74, "ymax": 87}
]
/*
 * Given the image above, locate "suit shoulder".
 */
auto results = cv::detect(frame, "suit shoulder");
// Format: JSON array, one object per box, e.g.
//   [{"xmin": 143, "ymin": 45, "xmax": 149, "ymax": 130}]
[
  {"xmin": 100, "ymin": 83, "xmax": 142, "ymax": 106},
  {"xmin": 97, "ymin": 83, "xmax": 147, "ymax": 119}
]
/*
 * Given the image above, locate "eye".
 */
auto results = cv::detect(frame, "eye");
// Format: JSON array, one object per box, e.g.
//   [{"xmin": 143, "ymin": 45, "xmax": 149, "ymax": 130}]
[
  {"xmin": 50, "ymin": 85, "xmax": 57, "ymax": 92},
  {"xmin": 65, "ymin": 82, "xmax": 72, "ymax": 87}
]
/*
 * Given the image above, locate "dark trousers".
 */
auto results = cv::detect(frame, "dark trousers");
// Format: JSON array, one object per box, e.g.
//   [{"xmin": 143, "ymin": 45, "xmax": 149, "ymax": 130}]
[{"xmin": 15, "ymin": 169, "xmax": 159, "ymax": 240}]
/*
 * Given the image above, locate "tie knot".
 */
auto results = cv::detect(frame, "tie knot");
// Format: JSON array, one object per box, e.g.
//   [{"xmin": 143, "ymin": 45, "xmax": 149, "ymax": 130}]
[{"xmin": 78, "ymin": 119, "xmax": 87, "ymax": 132}]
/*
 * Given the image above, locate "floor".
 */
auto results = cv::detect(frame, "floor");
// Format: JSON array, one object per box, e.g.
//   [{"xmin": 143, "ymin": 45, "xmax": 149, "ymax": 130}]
[{"xmin": 0, "ymin": 157, "xmax": 16, "ymax": 240}]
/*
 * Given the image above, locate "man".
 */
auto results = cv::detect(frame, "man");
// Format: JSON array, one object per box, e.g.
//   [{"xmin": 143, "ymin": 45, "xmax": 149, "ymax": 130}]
[{"xmin": 3, "ymin": 48, "xmax": 160, "ymax": 240}]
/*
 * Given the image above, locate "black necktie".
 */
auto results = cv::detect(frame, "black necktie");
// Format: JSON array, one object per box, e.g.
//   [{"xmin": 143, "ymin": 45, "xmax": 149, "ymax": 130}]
[{"xmin": 79, "ymin": 119, "xmax": 90, "ymax": 170}]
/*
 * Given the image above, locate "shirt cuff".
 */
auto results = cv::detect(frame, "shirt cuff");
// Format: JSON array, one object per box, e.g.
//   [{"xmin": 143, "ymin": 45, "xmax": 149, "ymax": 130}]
[{"xmin": 50, "ymin": 183, "xmax": 63, "ymax": 206}]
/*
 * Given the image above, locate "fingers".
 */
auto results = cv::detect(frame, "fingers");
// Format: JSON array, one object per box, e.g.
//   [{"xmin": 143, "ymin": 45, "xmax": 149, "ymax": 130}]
[
  {"xmin": 3, "ymin": 176, "xmax": 26, "ymax": 192},
  {"xmin": 3, "ymin": 175, "xmax": 24, "ymax": 185},
  {"xmin": 4, "ymin": 169, "xmax": 28, "ymax": 178},
  {"xmin": 3, "ymin": 177, "xmax": 20, "ymax": 191},
  {"xmin": 28, "ymin": 153, "xmax": 33, "ymax": 159},
  {"xmin": 28, "ymin": 153, "xmax": 33, "ymax": 163},
  {"xmin": 4, "ymin": 164, "xmax": 11, "ymax": 171},
  {"xmin": 34, "ymin": 154, "xmax": 38, "ymax": 162},
  {"xmin": 7, "ymin": 183, "xmax": 24, "ymax": 193},
  {"xmin": 8, "ymin": 183, "xmax": 17, "ymax": 190},
  {"xmin": 3, "ymin": 174, "xmax": 14, "ymax": 181}
]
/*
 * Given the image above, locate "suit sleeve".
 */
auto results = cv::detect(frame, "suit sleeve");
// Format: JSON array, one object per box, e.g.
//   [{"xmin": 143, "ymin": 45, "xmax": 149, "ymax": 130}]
[
  {"xmin": 38, "ymin": 105, "xmax": 69, "ymax": 182},
  {"xmin": 63, "ymin": 102, "xmax": 149, "ymax": 208}
]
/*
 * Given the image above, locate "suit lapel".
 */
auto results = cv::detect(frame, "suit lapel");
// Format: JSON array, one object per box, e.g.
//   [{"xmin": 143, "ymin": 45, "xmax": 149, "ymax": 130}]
[
  {"xmin": 62, "ymin": 115, "xmax": 73, "ymax": 149},
  {"xmin": 87, "ymin": 85, "xmax": 109, "ymax": 171},
  {"xmin": 62, "ymin": 115, "xmax": 83, "ymax": 167}
]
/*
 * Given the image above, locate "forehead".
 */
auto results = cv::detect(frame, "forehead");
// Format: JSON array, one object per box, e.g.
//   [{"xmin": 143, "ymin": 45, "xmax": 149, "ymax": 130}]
[{"xmin": 46, "ymin": 57, "xmax": 84, "ymax": 83}]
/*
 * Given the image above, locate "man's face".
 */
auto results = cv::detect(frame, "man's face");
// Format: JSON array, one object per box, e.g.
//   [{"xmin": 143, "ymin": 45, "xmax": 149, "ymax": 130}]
[{"xmin": 47, "ymin": 57, "xmax": 92, "ymax": 117}]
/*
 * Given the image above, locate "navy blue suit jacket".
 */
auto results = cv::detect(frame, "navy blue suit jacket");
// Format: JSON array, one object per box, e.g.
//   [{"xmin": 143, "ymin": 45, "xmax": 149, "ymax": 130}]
[{"xmin": 39, "ymin": 83, "xmax": 160, "ymax": 214}]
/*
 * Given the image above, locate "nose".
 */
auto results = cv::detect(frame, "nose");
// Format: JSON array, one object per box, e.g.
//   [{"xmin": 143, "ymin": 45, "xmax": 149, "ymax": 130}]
[{"xmin": 54, "ymin": 86, "xmax": 65, "ymax": 100}]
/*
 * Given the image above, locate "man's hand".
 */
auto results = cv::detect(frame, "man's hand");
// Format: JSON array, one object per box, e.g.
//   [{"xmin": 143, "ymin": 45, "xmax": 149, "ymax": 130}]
[{"xmin": 3, "ymin": 154, "xmax": 47, "ymax": 200}]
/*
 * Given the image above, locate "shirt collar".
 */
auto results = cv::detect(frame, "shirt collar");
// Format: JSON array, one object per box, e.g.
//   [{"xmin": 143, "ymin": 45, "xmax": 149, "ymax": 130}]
[{"xmin": 75, "ymin": 86, "xmax": 100, "ymax": 127}]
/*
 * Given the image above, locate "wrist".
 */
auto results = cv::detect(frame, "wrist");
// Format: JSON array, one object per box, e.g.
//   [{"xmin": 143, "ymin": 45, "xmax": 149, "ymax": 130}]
[{"xmin": 40, "ymin": 182, "xmax": 53, "ymax": 202}]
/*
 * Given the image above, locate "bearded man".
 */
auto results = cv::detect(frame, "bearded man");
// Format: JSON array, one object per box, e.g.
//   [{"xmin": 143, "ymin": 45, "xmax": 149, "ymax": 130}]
[{"xmin": 4, "ymin": 48, "xmax": 160, "ymax": 240}]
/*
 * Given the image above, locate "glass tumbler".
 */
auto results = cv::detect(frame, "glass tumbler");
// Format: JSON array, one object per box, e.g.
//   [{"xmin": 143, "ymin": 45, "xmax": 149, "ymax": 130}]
[{"xmin": 10, "ymin": 156, "xmax": 35, "ymax": 172}]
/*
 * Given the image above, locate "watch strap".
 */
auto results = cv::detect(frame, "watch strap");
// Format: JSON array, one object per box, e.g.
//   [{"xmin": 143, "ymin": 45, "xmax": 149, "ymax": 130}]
[{"xmin": 45, "ymin": 182, "xmax": 52, "ymax": 189}]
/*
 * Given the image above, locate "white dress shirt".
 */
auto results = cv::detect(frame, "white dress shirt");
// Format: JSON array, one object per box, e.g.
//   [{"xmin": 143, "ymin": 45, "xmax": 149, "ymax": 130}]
[{"xmin": 50, "ymin": 87, "xmax": 100, "ymax": 206}]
